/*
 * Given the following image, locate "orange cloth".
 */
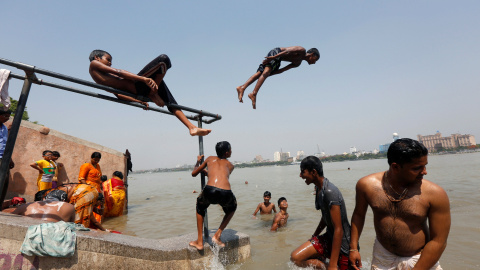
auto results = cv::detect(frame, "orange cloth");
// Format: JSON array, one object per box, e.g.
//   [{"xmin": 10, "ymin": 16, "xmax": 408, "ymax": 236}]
[
  {"xmin": 78, "ymin": 163, "xmax": 102, "ymax": 192},
  {"xmin": 103, "ymin": 178, "xmax": 126, "ymax": 217},
  {"xmin": 69, "ymin": 184, "xmax": 99, "ymax": 228}
]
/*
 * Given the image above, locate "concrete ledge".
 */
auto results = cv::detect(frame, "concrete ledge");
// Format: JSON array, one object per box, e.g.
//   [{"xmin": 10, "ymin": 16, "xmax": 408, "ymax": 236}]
[{"xmin": 0, "ymin": 213, "xmax": 250, "ymax": 269}]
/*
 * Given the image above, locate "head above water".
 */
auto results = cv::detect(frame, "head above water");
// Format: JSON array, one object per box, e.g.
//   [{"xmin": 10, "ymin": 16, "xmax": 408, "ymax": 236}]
[
  {"xmin": 263, "ymin": 191, "xmax": 271, "ymax": 197},
  {"xmin": 387, "ymin": 138, "xmax": 428, "ymax": 166},
  {"xmin": 300, "ymin": 156, "xmax": 324, "ymax": 177},
  {"xmin": 113, "ymin": 171, "xmax": 124, "ymax": 180},
  {"xmin": 215, "ymin": 141, "xmax": 231, "ymax": 159},
  {"xmin": 278, "ymin": 197, "xmax": 287, "ymax": 206},
  {"xmin": 89, "ymin": 50, "xmax": 110, "ymax": 62}
]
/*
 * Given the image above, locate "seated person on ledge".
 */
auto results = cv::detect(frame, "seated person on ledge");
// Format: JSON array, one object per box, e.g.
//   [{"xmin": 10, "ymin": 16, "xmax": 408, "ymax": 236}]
[
  {"xmin": 89, "ymin": 50, "xmax": 211, "ymax": 137},
  {"xmin": 252, "ymin": 191, "xmax": 277, "ymax": 218},
  {"xmin": 271, "ymin": 197, "xmax": 288, "ymax": 232}
]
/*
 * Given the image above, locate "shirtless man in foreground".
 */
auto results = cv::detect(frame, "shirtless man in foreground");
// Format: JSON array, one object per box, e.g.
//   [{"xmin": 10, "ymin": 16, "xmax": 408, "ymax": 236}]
[
  {"xmin": 271, "ymin": 197, "xmax": 289, "ymax": 232},
  {"xmin": 236, "ymin": 46, "xmax": 319, "ymax": 109},
  {"xmin": 12, "ymin": 200, "xmax": 75, "ymax": 222},
  {"xmin": 89, "ymin": 50, "xmax": 211, "ymax": 136},
  {"xmin": 189, "ymin": 141, "xmax": 236, "ymax": 250},
  {"xmin": 349, "ymin": 138, "xmax": 450, "ymax": 270},
  {"xmin": 252, "ymin": 191, "xmax": 277, "ymax": 218}
]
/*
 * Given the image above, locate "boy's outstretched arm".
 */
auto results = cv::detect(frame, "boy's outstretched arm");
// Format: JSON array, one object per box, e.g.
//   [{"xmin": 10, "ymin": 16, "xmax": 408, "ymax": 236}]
[
  {"xmin": 273, "ymin": 204, "xmax": 277, "ymax": 213},
  {"xmin": 91, "ymin": 60, "xmax": 158, "ymax": 90},
  {"xmin": 270, "ymin": 63, "xmax": 299, "ymax": 76},
  {"xmin": 252, "ymin": 203, "xmax": 261, "ymax": 217},
  {"xmin": 192, "ymin": 155, "xmax": 208, "ymax": 177}
]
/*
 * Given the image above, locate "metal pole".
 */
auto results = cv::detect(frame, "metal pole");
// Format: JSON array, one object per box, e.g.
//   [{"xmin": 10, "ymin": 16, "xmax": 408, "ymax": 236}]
[
  {"xmin": 0, "ymin": 72, "xmax": 34, "ymax": 207},
  {"xmin": 197, "ymin": 117, "xmax": 209, "ymax": 240}
]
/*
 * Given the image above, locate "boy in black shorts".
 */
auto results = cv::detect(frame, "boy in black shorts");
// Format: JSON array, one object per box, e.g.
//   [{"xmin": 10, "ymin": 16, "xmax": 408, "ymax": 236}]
[
  {"xmin": 189, "ymin": 141, "xmax": 236, "ymax": 250},
  {"xmin": 88, "ymin": 50, "xmax": 211, "ymax": 136}
]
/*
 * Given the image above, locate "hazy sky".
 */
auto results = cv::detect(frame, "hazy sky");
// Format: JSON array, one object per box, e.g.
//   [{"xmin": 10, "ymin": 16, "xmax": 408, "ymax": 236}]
[{"xmin": 2, "ymin": 1, "xmax": 480, "ymax": 169}]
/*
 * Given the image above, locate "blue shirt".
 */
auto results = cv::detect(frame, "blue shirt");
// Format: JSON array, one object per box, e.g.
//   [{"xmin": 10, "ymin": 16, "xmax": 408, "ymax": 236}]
[{"xmin": 0, "ymin": 123, "xmax": 8, "ymax": 158}]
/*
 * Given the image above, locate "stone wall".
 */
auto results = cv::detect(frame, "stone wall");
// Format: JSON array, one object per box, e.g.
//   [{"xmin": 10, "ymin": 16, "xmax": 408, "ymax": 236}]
[{"xmin": 4, "ymin": 120, "xmax": 127, "ymax": 202}]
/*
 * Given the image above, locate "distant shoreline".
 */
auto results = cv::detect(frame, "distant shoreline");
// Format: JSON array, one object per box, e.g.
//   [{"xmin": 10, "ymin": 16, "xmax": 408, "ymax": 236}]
[{"xmin": 132, "ymin": 149, "xmax": 479, "ymax": 175}]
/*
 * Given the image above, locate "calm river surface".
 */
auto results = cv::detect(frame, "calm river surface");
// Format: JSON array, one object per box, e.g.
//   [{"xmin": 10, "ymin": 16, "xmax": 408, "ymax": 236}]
[{"xmin": 103, "ymin": 152, "xmax": 480, "ymax": 269}]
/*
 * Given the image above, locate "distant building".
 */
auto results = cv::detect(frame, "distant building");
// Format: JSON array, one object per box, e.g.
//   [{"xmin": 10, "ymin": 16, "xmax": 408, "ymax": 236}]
[
  {"xmin": 274, "ymin": 151, "xmax": 290, "ymax": 162},
  {"xmin": 417, "ymin": 132, "xmax": 476, "ymax": 152},
  {"xmin": 349, "ymin": 146, "xmax": 357, "ymax": 154},
  {"xmin": 379, "ymin": 133, "xmax": 401, "ymax": 153},
  {"xmin": 296, "ymin": 150, "xmax": 305, "ymax": 160},
  {"xmin": 254, "ymin": 155, "xmax": 263, "ymax": 162}
]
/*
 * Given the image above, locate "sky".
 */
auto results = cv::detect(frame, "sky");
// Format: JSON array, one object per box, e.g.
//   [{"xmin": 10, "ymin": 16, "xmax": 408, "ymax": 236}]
[{"xmin": 2, "ymin": 1, "xmax": 480, "ymax": 170}]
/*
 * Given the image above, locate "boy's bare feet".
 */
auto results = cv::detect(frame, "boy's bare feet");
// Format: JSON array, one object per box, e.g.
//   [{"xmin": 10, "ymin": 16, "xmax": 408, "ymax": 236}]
[
  {"xmin": 248, "ymin": 93, "xmax": 257, "ymax": 109},
  {"xmin": 236, "ymin": 86, "xmax": 245, "ymax": 103},
  {"xmin": 212, "ymin": 236, "xmax": 225, "ymax": 248},
  {"xmin": 189, "ymin": 127, "xmax": 212, "ymax": 136},
  {"xmin": 189, "ymin": 240, "xmax": 204, "ymax": 251}
]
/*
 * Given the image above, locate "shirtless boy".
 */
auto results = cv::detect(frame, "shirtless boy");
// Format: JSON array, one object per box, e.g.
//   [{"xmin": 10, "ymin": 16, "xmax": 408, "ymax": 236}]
[
  {"xmin": 89, "ymin": 50, "xmax": 211, "ymax": 136},
  {"xmin": 252, "ymin": 191, "xmax": 277, "ymax": 217},
  {"xmin": 189, "ymin": 141, "xmax": 236, "ymax": 250},
  {"xmin": 290, "ymin": 156, "xmax": 353, "ymax": 270},
  {"xmin": 236, "ymin": 46, "xmax": 320, "ymax": 109},
  {"xmin": 349, "ymin": 138, "xmax": 450, "ymax": 270},
  {"xmin": 271, "ymin": 197, "xmax": 289, "ymax": 232}
]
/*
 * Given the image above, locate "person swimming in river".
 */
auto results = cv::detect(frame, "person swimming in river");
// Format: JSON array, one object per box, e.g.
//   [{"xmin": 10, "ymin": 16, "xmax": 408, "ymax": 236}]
[
  {"xmin": 88, "ymin": 50, "xmax": 211, "ymax": 137},
  {"xmin": 189, "ymin": 141, "xmax": 236, "ymax": 250},
  {"xmin": 271, "ymin": 197, "xmax": 289, "ymax": 232},
  {"xmin": 252, "ymin": 191, "xmax": 277, "ymax": 218},
  {"xmin": 236, "ymin": 46, "xmax": 320, "ymax": 109}
]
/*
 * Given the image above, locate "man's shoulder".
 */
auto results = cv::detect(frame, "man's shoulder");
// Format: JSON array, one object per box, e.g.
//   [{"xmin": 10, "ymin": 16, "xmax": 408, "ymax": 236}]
[{"xmin": 421, "ymin": 179, "xmax": 448, "ymax": 199}]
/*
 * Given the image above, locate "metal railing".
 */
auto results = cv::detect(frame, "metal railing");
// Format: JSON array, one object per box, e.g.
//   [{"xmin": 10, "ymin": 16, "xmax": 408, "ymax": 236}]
[{"xmin": 0, "ymin": 57, "xmax": 217, "ymax": 239}]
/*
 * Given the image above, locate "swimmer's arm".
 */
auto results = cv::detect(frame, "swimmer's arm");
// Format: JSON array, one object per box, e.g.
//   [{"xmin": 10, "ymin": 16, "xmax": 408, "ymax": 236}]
[
  {"xmin": 270, "ymin": 63, "xmax": 299, "ymax": 75},
  {"xmin": 412, "ymin": 187, "xmax": 451, "ymax": 270},
  {"xmin": 252, "ymin": 203, "xmax": 262, "ymax": 216},
  {"xmin": 272, "ymin": 204, "xmax": 277, "ymax": 213},
  {"xmin": 270, "ymin": 214, "xmax": 281, "ymax": 231},
  {"xmin": 328, "ymin": 205, "xmax": 344, "ymax": 269},
  {"xmin": 349, "ymin": 179, "xmax": 369, "ymax": 270},
  {"xmin": 192, "ymin": 155, "xmax": 208, "ymax": 177}
]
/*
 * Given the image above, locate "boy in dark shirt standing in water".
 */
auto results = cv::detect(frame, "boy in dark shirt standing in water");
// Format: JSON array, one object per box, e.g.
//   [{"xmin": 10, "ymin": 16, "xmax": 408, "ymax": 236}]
[
  {"xmin": 88, "ymin": 50, "xmax": 211, "ymax": 137},
  {"xmin": 252, "ymin": 191, "xmax": 277, "ymax": 218},
  {"xmin": 189, "ymin": 141, "xmax": 236, "ymax": 250},
  {"xmin": 290, "ymin": 156, "xmax": 354, "ymax": 270}
]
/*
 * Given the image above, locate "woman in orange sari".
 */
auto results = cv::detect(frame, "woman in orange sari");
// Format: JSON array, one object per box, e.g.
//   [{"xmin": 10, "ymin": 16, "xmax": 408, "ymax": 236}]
[
  {"xmin": 103, "ymin": 171, "xmax": 126, "ymax": 217},
  {"xmin": 78, "ymin": 152, "xmax": 103, "ymax": 223}
]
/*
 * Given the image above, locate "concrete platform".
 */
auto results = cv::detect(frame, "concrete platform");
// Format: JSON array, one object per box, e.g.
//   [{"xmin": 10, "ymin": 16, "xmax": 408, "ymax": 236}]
[{"xmin": 0, "ymin": 213, "xmax": 250, "ymax": 269}]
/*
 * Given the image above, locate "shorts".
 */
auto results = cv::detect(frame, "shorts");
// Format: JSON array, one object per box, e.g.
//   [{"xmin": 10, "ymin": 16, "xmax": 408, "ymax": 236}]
[
  {"xmin": 196, "ymin": 185, "xmax": 237, "ymax": 217},
  {"xmin": 134, "ymin": 54, "xmax": 178, "ymax": 113},
  {"xmin": 257, "ymin": 47, "xmax": 282, "ymax": 73},
  {"xmin": 310, "ymin": 234, "xmax": 350, "ymax": 270}
]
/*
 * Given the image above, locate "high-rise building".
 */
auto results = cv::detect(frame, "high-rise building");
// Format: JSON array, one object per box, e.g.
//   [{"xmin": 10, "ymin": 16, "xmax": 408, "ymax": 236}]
[{"xmin": 417, "ymin": 132, "xmax": 476, "ymax": 152}]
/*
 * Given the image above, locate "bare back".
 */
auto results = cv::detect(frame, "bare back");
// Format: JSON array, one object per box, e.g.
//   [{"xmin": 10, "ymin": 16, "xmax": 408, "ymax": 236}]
[
  {"xmin": 278, "ymin": 46, "xmax": 306, "ymax": 66},
  {"xmin": 205, "ymin": 156, "xmax": 234, "ymax": 190},
  {"xmin": 13, "ymin": 201, "xmax": 75, "ymax": 222},
  {"xmin": 358, "ymin": 172, "xmax": 446, "ymax": 256}
]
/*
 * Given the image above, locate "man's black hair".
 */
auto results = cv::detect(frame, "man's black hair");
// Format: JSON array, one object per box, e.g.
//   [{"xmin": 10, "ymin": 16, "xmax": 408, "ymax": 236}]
[
  {"xmin": 264, "ymin": 191, "xmax": 271, "ymax": 197},
  {"xmin": 42, "ymin": 150, "xmax": 53, "ymax": 156},
  {"xmin": 307, "ymin": 48, "xmax": 320, "ymax": 59},
  {"xmin": 113, "ymin": 171, "xmax": 124, "ymax": 180},
  {"xmin": 215, "ymin": 141, "xmax": 231, "ymax": 159},
  {"xmin": 52, "ymin": 151, "xmax": 60, "ymax": 157},
  {"xmin": 278, "ymin": 197, "xmax": 287, "ymax": 206},
  {"xmin": 91, "ymin": 152, "xmax": 102, "ymax": 159},
  {"xmin": 89, "ymin": 49, "xmax": 110, "ymax": 62},
  {"xmin": 300, "ymin": 156, "xmax": 324, "ymax": 177},
  {"xmin": 387, "ymin": 138, "xmax": 428, "ymax": 165}
]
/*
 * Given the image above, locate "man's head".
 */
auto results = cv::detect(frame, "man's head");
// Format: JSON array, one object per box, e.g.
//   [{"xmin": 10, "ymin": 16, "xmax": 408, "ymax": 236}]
[
  {"xmin": 113, "ymin": 171, "xmax": 124, "ymax": 180},
  {"xmin": 300, "ymin": 156, "xmax": 324, "ymax": 185},
  {"xmin": 263, "ymin": 191, "xmax": 271, "ymax": 202},
  {"xmin": 278, "ymin": 197, "xmax": 288, "ymax": 209},
  {"xmin": 387, "ymin": 138, "xmax": 428, "ymax": 166},
  {"xmin": 0, "ymin": 109, "xmax": 11, "ymax": 124},
  {"xmin": 42, "ymin": 150, "xmax": 53, "ymax": 160},
  {"xmin": 306, "ymin": 48, "xmax": 320, "ymax": 65},
  {"xmin": 215, "ymin": 141, "xmax": 231, "ymax": 159}
]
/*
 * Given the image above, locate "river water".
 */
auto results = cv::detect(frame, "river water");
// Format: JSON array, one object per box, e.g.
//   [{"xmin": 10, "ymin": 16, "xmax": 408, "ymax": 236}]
[{"xmin": 103, "ymin": 152, "xmax": 480, "ymax": 269}]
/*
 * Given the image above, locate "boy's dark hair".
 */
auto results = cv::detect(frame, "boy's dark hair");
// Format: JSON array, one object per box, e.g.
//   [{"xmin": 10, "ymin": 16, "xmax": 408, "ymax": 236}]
[
  {"xmin": 52, "ymin": 151, "xmax": 60, "ymax": 157},
  {"xmin": 0, "ymin": 109, "xmax": 12, "ymax": 115},
  {"xmin": 278, "ymin": 197, "xmax": 287, "ymax": 205},
  {"xmin": 91, "ymin": 152, "xmax": 102, "ymax": 159},
  {"xmin": 215, "ymin": 141, "xmax": 231, "ymax": 159},
  {"xmin": 300, "ymin": 156, "xmax": 324, "ymax": 177},
  {"xmin": 387, "ymin": 138, "xmax": 428, "ymax": 165},
  {"xmin": 42, "ymin": 150, "xmax": 53, "ymax": 156},
  {"xmin": 89, "ymin": 49, "xmax": 110, "ymax": 62},
  {"xmin": 307, "ymin": 48, "xmax": 320, "ymax": 59},
  {"xmin": 113, "ymin": 171, "xmax": 124, "ymax": 180},
  {"xmin": 264, "ymin": 191, "xmax": 271, "ymax": 197}
]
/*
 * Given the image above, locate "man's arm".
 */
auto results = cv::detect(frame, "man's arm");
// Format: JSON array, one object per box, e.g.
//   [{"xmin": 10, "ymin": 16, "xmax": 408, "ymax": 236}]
[
  {"xmin": 270, "ymin": 63, "xmax": 300, "ymax": 76},
  {"xmin": 349, "ymin": 179, "xmax": 370, "ymax": 270},
  {"xmin": 252, "ymin": 203, "xmax": 262, "ymax": 217},
  {"xmin": 328, "ymin": 205, "xmax": 344, "ymax": 270},
  {"xmin": 192, "ymin": 156, "xmax": 208, "ymax": 177},
  {"xmin": 270, "ymin": 214, "xmax": 281, "ymax": 231},
  {"xmin": 313, "ymin": 218, "xmax": 326, "ymax": 236},
  {"xmin": 412, "ymin": 186, "xmax": 451, "ymax": 270}
]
